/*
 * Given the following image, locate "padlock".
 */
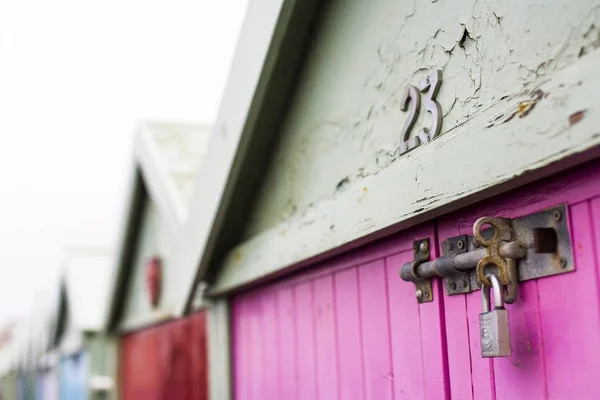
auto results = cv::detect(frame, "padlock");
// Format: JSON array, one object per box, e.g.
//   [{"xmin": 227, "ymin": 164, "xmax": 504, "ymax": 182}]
[{"xmin": 479, "ymin": 272, "xmax": 511, "ymax": 357}]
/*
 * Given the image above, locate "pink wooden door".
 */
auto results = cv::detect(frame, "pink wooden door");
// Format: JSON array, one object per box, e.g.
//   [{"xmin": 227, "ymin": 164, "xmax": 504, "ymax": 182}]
[
  {"xmin": 439, "ymin": 160, "xmax": 600, "ymax": 399},
  {"xmin": 232, "ymin": 159, "xmax": 600, "ymax": 399},
  {"xmin": 231, "ymin": 224, "xmax": 450, "ymax": 400}
]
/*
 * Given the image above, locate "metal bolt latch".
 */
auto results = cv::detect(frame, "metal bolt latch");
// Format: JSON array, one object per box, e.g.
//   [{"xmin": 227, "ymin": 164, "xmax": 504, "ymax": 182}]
[{"xmin": 399, "ymin": 204, "xmax": 574, "ymax": 303}]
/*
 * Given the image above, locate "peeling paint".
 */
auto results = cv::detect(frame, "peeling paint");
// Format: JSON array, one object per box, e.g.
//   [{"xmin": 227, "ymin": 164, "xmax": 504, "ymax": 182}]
[
  {"xmin": 569, "ymin": 110, "xmax": 587, "ymax": 125},
  {"xmin": 245, "ymin": 0, "xmax": 600, "ymax": 236}
]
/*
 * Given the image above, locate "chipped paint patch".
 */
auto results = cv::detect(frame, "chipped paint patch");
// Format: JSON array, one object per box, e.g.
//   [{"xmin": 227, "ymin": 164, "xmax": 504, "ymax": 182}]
[
  {"xmin": 245, "ymin": 0, "xmax": 600, "ymax": 236},
  {"xmin": 569, "ymin": 110, "xmax": 587, "ymax": 125}
]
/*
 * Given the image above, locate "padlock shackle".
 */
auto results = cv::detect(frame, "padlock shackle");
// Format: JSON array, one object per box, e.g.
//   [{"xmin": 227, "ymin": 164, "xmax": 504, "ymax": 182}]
[{"xmin": 481, "ymin": 272, "xmax": 504, "ymax": 312}]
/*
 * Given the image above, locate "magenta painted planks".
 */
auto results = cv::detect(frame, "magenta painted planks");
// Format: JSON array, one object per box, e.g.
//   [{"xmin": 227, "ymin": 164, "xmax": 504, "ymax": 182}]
[
  {"xmin": 277, "ymin": 287, "xmax": 297, "ymax": 399},
  {"xmin": 460, "ymin": 224, "xmax": 496, "ymax": 400},
  {"xmin": 412, "ymin": 237, "xmax": 449, "ymax": 400},
  {"xmin": 538, "ymin": 200, "xmax": 600, "ymax": 399},
  {"xmin": 247, "ymin": 294, "xmax": 264, "ymax": 400},
  {"xmin": 231, "ymin": 297, "xmax": 250, "ymax": 400},
  {"xmin": 437, "ymin": 160, "xmax": 600, "ymax": 400},
  {"xmin": 492, "ymin": 280, "xmax": 546, "ymax": 399},
  {"xmin": 230, "ymin": 158, "xmax": 600, "ymax": 400},
  {"xmin": 334, "ymin": 267, "xmax": 366, "ymax": 400},
  {"xmin": 313, "ymin": 275, "xmax": 340, "ymax": 400},
  {"xmin": 438, "ymin": 189, "xmax": 550, "ymax": 399},
  {"xmin": 435, "ymin": 222, "xmax": 474, "ymax": 400},
  {"xmin": 231, "ymin": 223, "xmax": 446, "ymax": 400},
  {"xmin": 357, "ymin": 260, "xmax": 394, "ymax": 400},
  {"xmin": 260, "ymin": 291, "xmax": 281, "ymax": 399},
  {"xmin": 465, "ymin": 286, "xmax": 496, "ymax": 399},
  {"xmin": 385, "ymin": 252, "xmax": 426, "ymax": 399},
  {"xmin": 294, "ymin": 282, "xmax": 318, "ymax": 400},
  {"xmin": 442, "ymin": 293, "xmax": 473, "ymax": 399}
]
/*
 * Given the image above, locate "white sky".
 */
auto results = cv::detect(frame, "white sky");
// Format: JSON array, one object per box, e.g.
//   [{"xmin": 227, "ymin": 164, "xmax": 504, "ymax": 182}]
[{"xmin": 0, "ymin": 0, "xmax": 248, "ymax": 324}]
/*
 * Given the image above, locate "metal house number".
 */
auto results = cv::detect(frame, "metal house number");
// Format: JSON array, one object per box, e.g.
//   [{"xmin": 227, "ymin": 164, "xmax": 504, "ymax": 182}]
[{"xmin": 400, "ymin": 69, "xmax": 443, "ymax": 154}]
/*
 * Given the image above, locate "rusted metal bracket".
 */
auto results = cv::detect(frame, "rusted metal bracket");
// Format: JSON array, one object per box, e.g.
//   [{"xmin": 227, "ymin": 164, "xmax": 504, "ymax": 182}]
[
  {"xmin": 400, "ymin": 204, "xmax": 574, "ymax": 300},
  {"xmin": 406, "ymin": 238, "xmax": 433, "ymax": 304}
]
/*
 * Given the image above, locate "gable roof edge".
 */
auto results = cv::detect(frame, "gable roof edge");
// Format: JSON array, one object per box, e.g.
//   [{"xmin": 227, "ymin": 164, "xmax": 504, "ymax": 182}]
[{"xmin": 174, "ymin": 0, "xmax": 322, "ymax": 314}]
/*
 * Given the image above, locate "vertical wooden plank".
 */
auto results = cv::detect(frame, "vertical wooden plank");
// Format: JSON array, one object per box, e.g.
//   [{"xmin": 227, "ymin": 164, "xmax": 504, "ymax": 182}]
[
  {"xmin": 493, "ymin": 281, "xmax": 547, "ymax": 399},
  {"xmin": 120, "ymin": 328, "xmax": 161, "ymax": 400},
  {"xmin": 277, "ymin": 287, "xmax": 297, "ymax": 399},
  {"xmin": 208, "ymin": 300, "xmax": 232, "ymax": 400},
  {"xmin": 261, "ymin": 291, "xmax": 281, "ymax": 399},
  {"xmin": 416, "ymin": 238, "xmax": 449, "ymax": 400},
  {"xmin": 465, "ymin": 292, "xmax": 495, "ymax": 399},
  {"xmin": 357, "ymin": 259, "xmax": 393, "ymax": 400},
  {"xmin": 294, "ymin": 282, "xmax": 318, "ymax": 400},
  {"xmin": 232, "ymin": 297, "xmax": 251, "ymax": 400},
  {"xmin": 162, "ymin": 320, "xmax": 184, "ymax": 399},
  {"xmin": 538, "ymin": 200, "xmax": 600, "ymax": 398},
  {"xmin": 314, "ymin": 275, "xmax": 339, "ymax": 400},
  {"xmin": 157, "ymin": 322, "xmax": 172, "ymax": 399},
  {"xmin": 442, "ymin": 292, "xmax": 472, "ymax": 400},
  {"xmin": 386, "ymin": 251, "xmax": 425, "ymax": 399},
  {"xmin": 440, "ymin": 221, "xmax": 494, "ymax": 400},
  {"xmin": 437, "ymin": 222, "xmax": 474, "ymax": 400},
  {"xmin": 190, "ymin": 312, "xmax": 209, "ymax": 400},
  {"xmin": 248, "ymin": 294, "xmax": 264, "ymax": 400},
  {"xmin": 334, "ymin": 267, "xmax": 365, "ymax": 400}
]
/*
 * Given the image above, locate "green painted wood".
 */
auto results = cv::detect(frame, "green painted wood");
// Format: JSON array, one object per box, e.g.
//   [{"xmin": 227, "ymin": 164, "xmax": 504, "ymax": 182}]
[{"xmin": 211, "ymin": 0, "xmax": 600, "ymax": 294}]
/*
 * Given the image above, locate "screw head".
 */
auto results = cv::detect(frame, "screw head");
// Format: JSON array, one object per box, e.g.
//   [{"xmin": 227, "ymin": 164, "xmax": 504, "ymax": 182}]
[
  {"xmin": 560, "ymin": 257, "xmax": 568, "ymax": 268},
  {"xmin": 419, "ymin": 241, "xmax": 429, "ymax": 254},
  {"xmin": 416, "ymin": 288, "xmax": 424, "ymax": 302},
  {"xmin": 553, "ymin": 210, "xmax": 562, "ymax": 221},
  {"xmin": 449, "ymin": 282, "xmax": 456, "ymax": 290},
  {"xmin": 457, "ymin": 240, "xmax": 465, "ymax": 249}
]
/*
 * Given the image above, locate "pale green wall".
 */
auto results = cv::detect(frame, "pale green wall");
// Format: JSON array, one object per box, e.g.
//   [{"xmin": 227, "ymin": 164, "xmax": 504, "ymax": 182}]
[
  {"xmin": 85, "ymin": 334, "xmax": 118, "ymax": 400},
  {"xmin": 119, "ymin": 196, "xmax": 181, "ymax": 330},
  {"xmin": 244, "ymin": 0, "xmax": 600, "ymax": 237},
  {"xmin": 0, "ymin": 372, "xmax": 17, "ymax": 400}
]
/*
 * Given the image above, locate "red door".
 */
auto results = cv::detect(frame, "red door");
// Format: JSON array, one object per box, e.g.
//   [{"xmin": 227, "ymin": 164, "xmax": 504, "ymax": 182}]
[
  {"xmin": 231, "ymin": 159, "xmax": 600, "ymax": 399},
  {"xmin": 120, "ymin": 311, "xmax": 208, "ymax": 400}
]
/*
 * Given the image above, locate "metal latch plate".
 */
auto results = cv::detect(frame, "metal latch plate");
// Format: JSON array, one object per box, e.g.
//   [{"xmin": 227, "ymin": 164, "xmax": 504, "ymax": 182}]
[{"xmin": 445, "ymin": 204, "xmax": 574, "ymax": 295}]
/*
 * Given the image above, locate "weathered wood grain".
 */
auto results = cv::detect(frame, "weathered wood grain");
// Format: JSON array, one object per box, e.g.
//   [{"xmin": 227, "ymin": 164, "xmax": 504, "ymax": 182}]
[{"xmin": 212, "ymin": 49, "xmax": 600, "ymax": 295}]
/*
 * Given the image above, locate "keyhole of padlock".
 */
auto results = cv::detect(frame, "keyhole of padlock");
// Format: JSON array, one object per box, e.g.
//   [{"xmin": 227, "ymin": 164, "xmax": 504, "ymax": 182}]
[{"xmin": 480, "ymin": 272, "xmax": 511, "ymax": 358}]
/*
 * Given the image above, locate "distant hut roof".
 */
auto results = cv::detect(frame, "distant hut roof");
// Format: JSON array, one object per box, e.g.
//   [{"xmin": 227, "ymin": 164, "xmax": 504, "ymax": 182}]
[{"xmin": 104, "ymin": 122, "xmax": 211, "ymax": 331}]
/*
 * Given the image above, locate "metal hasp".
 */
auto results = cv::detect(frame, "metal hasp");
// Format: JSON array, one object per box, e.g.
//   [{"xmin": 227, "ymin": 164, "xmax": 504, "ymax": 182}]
[{"xmin": 399, "ymin": 204, "xmax": 574, "ymax": 301}]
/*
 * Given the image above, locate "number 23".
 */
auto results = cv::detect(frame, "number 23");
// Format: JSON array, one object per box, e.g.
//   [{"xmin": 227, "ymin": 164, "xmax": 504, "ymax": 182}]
[{"xmin": 400, "ymin": 69, "xmax": 443, "ymax": 154}]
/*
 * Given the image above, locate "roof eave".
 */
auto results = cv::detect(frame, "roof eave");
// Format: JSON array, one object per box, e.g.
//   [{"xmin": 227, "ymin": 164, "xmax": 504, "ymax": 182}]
[{"xmin": 175, "ymin": 0, "xmax": 323, "ymax": 313}]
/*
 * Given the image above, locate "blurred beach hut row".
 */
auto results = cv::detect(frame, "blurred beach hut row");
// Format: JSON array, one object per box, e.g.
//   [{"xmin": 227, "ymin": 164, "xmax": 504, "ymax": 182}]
[
  {"xmin": 4, "ymin": 0, "xmax": 600, "ymax": 399},
  {"xmin": 0, "ymin": 123, "xmax": 211, "ymax": 400}
]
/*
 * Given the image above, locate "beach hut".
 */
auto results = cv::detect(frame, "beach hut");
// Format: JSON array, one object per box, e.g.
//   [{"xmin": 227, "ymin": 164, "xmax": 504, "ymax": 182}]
[
  {"xmin": 0, "ymin": 323, "xmax": 20, "ymax": 400},
  {"xmin": 35, "ymin": 352, "xmax": 58, "ymax": 400},
  {"xmin": 31, "ymin": 298, "xmax": 58, "ymax": 400},
  {"xmin": 52, "ymin": 248, "xmax": 115, "ymax": 400},
  {"xmin": 103, "ymin": 122, "xmax": 211, "ymax": 400},
  {"xmin": 175, "ymin": 1, "xmax": 600, "ymax": 399},
  {"xmin": 15, "ymin": 324, "xmax": 32, "ymax": 400}
]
